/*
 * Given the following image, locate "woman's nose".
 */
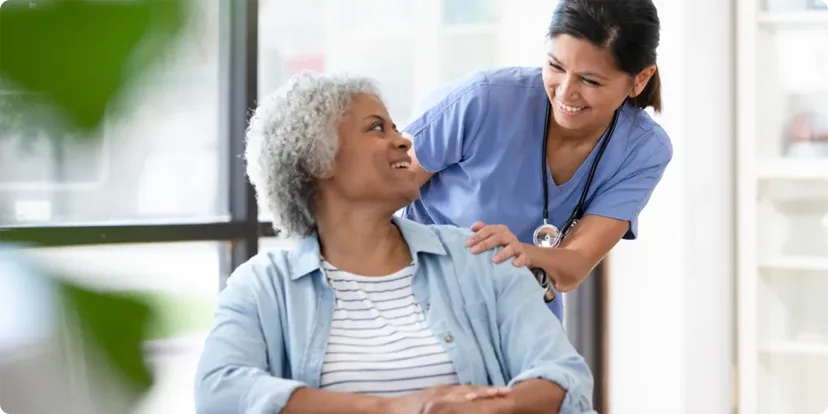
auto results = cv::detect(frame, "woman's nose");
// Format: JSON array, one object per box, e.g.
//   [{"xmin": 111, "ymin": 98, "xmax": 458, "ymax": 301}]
[{"xmin": 396, "ymin": 132, "xmax": 413, "ymax": 151}]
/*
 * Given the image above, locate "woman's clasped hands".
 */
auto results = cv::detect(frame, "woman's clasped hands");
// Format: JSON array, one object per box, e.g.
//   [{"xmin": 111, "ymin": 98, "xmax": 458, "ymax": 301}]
[{"xmin": 383, "ymin": 384, "xmax": 513, "ymax": 414}]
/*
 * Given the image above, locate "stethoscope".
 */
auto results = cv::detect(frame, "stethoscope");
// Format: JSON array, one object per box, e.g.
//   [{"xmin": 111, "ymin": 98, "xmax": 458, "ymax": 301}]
[{"xmin": 530, "ymin": 100, "xmax": 620, "ymax": 302}]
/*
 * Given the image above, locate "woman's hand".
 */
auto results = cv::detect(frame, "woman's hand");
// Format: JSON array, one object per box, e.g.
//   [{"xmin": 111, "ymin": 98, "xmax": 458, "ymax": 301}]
[
  {"xmin": 467, "ymin": 222, "xmax": 532, "ymax": 267},
  {"xmin": 383, "ymin": 385, "xmax": 510, "ymax": 414},
  {"xmin": 420, "ymin": 397, "xmax": 515, "ymax": 414}
]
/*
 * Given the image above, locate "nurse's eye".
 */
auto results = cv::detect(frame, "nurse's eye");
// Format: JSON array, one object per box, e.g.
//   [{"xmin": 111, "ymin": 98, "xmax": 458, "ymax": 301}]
[
  {"xmin": 581, "ymin": 78, "xmax": 602, "ymax": 87},
  {"xmin": 548, "ymin": 62, "xmax": 564, "ymax": 72},
  {"xmin": 370, "ymin": 122, "xmax": 384, "ymax": 133}
]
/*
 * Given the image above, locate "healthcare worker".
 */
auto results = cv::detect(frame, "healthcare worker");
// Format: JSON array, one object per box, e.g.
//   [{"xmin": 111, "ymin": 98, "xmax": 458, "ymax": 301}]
[{"xmin": 401, "ymin": 0, "xmax": 672, "ymax": 321}]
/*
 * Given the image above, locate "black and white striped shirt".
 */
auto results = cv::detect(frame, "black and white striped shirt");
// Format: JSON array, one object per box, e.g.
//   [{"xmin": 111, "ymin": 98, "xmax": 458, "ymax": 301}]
[{"xmin": 319, "ymin": 262, "xmax": 459, "ymax": 396}]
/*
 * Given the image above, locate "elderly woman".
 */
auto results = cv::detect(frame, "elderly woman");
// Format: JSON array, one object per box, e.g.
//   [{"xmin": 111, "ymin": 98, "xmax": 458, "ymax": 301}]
[{"xmin": 194, "ymin": 72, "xmax": 595, "ymax": 414}]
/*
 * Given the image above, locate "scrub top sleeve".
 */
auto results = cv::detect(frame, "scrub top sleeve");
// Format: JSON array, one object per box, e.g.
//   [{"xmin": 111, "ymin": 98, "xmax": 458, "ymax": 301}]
[
  {"xmin": 585, "ymin": 132, "xmax": 673, "ymax": 240},
  {"xmin": 403, "ymin": 71, "xmax": 490, "ymax": 174}
]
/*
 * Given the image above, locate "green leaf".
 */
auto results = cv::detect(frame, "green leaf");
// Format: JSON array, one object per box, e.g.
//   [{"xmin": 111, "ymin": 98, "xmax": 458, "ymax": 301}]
[
  {"xmin": 0, "ymin": 0, "xmax": 188, "ymax": 133},
  {"xmin": 59, "ymin": 281, "xmax": 157, "ymax": 396}
]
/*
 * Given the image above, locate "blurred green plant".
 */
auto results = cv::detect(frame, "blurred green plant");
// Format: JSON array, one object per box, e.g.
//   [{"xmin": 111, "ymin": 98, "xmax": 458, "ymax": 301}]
[
  {"xmin": 60, "ymin": 281, "xmax": 157, "ymax": 395},
  {"xmin": 0, "ymin": 0, "xmax": 188, "ymax": 132},
  {"xmin": 0, "ymin": 0, "xmax": 191, "ymax": 405}
]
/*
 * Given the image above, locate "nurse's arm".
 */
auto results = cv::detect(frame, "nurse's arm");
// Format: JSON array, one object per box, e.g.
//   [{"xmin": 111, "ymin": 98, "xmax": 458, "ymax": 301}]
[
  {"xmin": 407, "ymin": 145, "xmax": 435, "ymax": 188},
  {"xmin": 526, "ymin": 215, "xmax": 628, "ymax": 292},
  {"xmin": 526, "ymin": 136, "xmax": 672, "ymax": 292}
]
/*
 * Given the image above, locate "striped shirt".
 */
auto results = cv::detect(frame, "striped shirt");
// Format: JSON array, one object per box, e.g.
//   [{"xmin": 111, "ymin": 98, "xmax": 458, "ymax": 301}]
[{"xmin": 319, "ymin": 262, "xmax": 459, "ymax": 396}]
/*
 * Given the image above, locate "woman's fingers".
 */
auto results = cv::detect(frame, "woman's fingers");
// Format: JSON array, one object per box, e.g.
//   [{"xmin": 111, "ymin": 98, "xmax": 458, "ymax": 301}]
[{"xmin": 463, "ymin": 386, "xmax": 511, "ymax": 401}]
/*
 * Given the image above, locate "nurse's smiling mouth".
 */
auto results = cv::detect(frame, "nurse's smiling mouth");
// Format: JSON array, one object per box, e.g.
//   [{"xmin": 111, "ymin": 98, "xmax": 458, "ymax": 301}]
[{"xmin": 556, "ymin": 98, "xmax": 587, "ymax": 116}]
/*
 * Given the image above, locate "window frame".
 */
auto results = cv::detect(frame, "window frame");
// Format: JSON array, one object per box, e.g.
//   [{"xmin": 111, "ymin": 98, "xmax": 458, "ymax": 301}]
[
  {"xmin": 0, "ymin": 3, "xmax": 608, "ymax": 407},
  {"xmin": 0, "ymin": 0, "xmax": 269, "ymax": 290}
]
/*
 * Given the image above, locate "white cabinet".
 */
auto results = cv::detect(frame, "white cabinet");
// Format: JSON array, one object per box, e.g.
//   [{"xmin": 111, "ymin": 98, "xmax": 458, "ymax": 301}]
[{"xmin": 737, "ymin": 0, "xmax": 828, "ymax": 413}]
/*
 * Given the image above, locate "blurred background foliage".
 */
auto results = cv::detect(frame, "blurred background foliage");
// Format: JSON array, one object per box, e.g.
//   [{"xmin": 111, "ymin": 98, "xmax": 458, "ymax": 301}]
[{"xmin": 0, "ymin": 0, "xmax": 191, "ymax": 409}]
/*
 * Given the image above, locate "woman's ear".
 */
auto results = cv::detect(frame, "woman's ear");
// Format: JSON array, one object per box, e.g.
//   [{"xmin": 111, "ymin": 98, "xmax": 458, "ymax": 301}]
[{"xmin": 629, "ymin": 65, "xmax": 657, "ymax": 98}]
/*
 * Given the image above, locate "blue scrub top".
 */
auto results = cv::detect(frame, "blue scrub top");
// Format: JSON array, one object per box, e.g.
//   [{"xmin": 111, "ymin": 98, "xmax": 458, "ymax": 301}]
[{"xmin": 400, "ymin": 66, "xmax": 673, "ymax": 321}]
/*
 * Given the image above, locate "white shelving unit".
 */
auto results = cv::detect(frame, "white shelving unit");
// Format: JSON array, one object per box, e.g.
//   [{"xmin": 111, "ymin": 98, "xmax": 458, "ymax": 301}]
[{"xmin": 737, "ymin": 1, "xmax": 828, "ymax": 413}]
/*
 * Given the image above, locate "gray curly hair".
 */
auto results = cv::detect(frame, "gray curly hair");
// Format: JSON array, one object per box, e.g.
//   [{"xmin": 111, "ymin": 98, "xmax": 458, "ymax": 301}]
[{"xmin": 245, "ymin": 71, "xmax": 382, "ymax": 238}]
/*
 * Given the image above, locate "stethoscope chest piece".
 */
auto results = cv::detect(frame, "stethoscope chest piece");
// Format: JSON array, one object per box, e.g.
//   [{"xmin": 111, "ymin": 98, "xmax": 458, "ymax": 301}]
[{"xmin": 532, "ymin": 223, "xmax": 561, "ymax": 248}]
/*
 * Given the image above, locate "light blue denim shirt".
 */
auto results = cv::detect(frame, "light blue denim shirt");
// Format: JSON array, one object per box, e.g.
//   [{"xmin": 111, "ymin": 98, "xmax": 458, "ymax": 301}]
[{"xmin": 195, "ymin": 217, "xmax": 596, "ymax": 414}]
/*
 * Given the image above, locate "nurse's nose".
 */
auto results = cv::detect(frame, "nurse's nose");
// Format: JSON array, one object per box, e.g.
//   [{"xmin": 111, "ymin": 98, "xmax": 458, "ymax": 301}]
[{"xmin": 556, "ymin": 75, "xmax": 581, "ymax": 101}]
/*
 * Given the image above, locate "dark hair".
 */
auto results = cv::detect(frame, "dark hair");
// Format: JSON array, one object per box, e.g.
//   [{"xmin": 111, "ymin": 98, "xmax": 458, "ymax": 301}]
[{"xmin": 547, "ymin": 0, "xmax": 662, "ymax": 112}]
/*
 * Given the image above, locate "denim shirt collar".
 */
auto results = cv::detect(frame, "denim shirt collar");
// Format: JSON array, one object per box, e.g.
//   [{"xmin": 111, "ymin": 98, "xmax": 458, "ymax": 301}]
[{"xmin": 286, "ymin": 216, "xmax": 448, "ymax": 280}]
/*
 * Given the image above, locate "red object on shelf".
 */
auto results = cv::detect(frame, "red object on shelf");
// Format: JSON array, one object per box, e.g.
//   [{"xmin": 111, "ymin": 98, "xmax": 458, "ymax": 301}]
[{"xmin": 286, "ymin": 56, "xmax": 325, "ymax": 75}]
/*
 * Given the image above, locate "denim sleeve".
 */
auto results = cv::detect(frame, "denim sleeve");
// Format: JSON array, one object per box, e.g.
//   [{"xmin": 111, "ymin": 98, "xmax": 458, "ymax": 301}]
[
  {"xmin": 194, "ymin": 262, "xmax": 306, "ymax": 414},
  {"xmin": 491, "ymin": 259, "xmax": 597, "ymax": 413}
]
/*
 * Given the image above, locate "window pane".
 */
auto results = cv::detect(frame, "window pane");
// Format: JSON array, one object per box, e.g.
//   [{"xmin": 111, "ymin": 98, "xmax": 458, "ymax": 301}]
[
  {"xmin": 0, "ymin": 0, "xmax": 225, "ymax": 226},
  {"xmin": 255, "ymin": 0, "xmax": 558, "ymax": 222},
  {"xmin": 27, "ymin": 241, "xmax": 224, "ymax": 341},
  {"xmin": 3, "ymin": 241, "xmax": 223, "ymax": 413}
]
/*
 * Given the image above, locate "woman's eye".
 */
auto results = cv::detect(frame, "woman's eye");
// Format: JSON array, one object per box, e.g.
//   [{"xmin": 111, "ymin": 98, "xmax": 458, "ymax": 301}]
[
  {"xmin": 548, "ymin": 62, "xmax": 563, "ymax": 71},
  {"xmin": 582, "ymin": 78, "xmax": 601, "ymax": 87},
  {"xmin": 371, "ymin": 123, "xmax": 384, "ymax": 132}
]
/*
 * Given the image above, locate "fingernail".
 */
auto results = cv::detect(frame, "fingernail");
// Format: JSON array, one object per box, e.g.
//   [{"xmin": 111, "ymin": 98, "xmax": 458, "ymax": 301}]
[{"xmin": 464, "ymin": 393, "xmax": 477, "ymax": 400}]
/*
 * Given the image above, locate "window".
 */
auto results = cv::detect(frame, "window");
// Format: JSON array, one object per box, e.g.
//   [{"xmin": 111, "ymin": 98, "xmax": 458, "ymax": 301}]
[
  {"xmin": 0, "ymin": 0, "xmax": 224, "ymax": 226},
  {"xmin": 0, "ymin": 1, "xmax": 260, "ymax": 412},
  {"xmin": 28, "ymin": 242, "xmax": 225, "ymax": 340},
  {"xmin": 3, "ymin": 1, "xmax": 608, "ymax": 413},
  {"xmin": 255, "ymin": 0, "xmax": 558, "ymax": 221}
]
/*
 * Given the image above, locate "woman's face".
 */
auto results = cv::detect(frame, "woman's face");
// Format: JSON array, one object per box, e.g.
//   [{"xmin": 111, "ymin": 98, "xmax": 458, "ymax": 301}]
[
  {"xmin": 542, "ymin": 34, "xmax": 645, "ymax": 133},
  {"xmin": 323, "ymin": 93, "xmax": 419, "ymax": 207}
]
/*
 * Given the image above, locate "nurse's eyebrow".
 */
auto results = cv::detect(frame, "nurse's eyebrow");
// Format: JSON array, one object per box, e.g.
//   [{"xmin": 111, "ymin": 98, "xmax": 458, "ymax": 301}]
[{"xmin": 547, "ymin": 53, "xmax": 609, "ymax": 81}]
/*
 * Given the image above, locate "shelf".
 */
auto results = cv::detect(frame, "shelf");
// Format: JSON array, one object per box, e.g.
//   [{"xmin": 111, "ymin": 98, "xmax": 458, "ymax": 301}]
[
  {"xmin": 758, "ymin": 10, "xmax": 828, "ymax": 25},
  {"xmin": 760, "ymin": 341, "xmax": 828, "ymax": 356},
  {"xmin": 757, "ymin": 159, "xmax": 828, "ymax": 180},
  {"xmin": 760, "ymin": 256, "xmax": 828, "ymax": 271}
]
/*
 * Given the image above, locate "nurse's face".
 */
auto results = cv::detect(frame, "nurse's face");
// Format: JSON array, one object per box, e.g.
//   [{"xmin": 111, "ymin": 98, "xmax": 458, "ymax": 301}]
[
  {"xmin": 323, "ymin": 93, "xmax": 420, "ymax": 208},
  {"xmin": 542, "ymin": 34, "xmax": 634, "ymax": 133}
]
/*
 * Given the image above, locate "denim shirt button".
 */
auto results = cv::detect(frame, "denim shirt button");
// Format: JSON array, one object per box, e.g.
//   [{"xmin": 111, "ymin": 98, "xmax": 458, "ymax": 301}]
[{"xmin": 443, "ymin": 334, "xmax": 454, "ymax": 343}]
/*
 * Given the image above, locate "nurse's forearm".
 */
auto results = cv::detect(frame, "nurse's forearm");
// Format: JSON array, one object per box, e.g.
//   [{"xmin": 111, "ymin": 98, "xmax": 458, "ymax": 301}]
[{"xmin": 525, "ymin": 244, "xmax": 591, "ymax": 292}]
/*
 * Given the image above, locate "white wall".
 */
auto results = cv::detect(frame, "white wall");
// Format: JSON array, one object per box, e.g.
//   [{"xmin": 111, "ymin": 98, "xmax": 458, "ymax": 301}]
[{"xmin": 607, "ymin": 0, "xmax": 735, "ymax": 413}]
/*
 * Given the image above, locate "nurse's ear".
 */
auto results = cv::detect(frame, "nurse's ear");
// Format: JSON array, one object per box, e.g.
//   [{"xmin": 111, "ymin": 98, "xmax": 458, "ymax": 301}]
[{"xmin": 628, "ymin": 65, "xmax": 657, "ymax": 98}]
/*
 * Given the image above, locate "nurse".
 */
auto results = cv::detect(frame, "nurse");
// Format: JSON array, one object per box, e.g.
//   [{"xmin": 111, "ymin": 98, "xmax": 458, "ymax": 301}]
[{"xmin": 401, "ymin": 0, "xmax": 673, "ymax": 320}]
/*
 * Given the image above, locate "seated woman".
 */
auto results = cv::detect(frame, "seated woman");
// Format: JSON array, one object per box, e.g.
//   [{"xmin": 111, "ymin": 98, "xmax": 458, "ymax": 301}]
[{"xmin": 195, "ymin": 72, "xmax": 595, "ymax": 414}]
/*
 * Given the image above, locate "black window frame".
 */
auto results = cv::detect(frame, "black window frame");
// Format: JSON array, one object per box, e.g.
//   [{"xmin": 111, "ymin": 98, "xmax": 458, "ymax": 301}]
[{"xmin": 0, "ymin": 0, "xmax": 270, "ymax": 289}]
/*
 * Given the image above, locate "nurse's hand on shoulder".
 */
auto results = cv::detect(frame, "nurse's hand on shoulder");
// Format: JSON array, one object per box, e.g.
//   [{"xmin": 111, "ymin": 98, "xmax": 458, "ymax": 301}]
[{"xmin": 467, "ymin": 222, "xmax": 531, "ymax": 267}]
